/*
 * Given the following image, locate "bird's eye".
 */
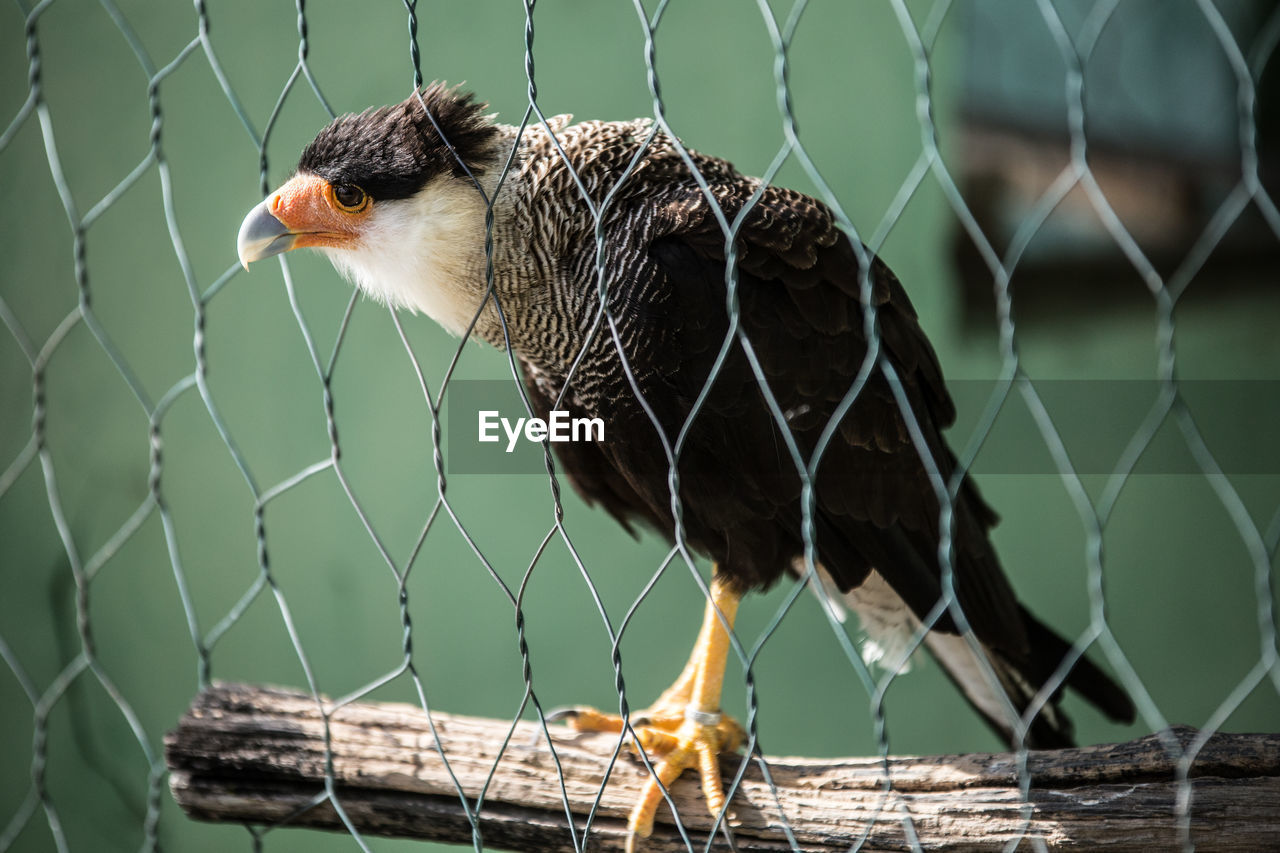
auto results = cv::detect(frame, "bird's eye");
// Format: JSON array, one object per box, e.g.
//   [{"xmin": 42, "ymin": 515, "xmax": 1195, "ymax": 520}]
[{"xmin": 332, "ymin": 183, "xmax": 368, "ymax": 212}]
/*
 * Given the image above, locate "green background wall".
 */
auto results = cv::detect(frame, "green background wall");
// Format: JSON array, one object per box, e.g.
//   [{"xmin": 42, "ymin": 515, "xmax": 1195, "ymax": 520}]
[{"xmin": 1, "ymin": 2, "xmax": 1276, "ymax": 852}]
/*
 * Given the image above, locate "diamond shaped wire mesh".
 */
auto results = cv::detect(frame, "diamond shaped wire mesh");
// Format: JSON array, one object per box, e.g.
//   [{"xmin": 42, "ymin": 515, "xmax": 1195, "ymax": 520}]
[{"xmin": 1, "ymin": 1, "xmax": 1277, "ymax": 852}]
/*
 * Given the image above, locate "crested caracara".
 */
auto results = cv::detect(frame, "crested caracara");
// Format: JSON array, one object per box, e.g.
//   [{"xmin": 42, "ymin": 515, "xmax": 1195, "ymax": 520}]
[{"xmin": 238, "ymin": 83, "xmax": 1135, "ymax": 850}]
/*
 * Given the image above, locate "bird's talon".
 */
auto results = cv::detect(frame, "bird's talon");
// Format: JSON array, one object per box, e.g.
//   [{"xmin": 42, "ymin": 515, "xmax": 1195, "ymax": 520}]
[
  {"xmin": 544, "ymin": 706, "xmax": 582, "ymax": 723},
  {"xmin": 623, "ymin": 713, "xmax": 743, "ymax": 849},
  {"xmin": 631, "ymin": 726, "xmax": 679, "ymax": 758},
  {"xmin": 547, "ymin": 700, "xmax": 742, "ymax": 849},
  {"xmin": 551, "ymin": 706, "xmax": 627, "ymax": 734}
]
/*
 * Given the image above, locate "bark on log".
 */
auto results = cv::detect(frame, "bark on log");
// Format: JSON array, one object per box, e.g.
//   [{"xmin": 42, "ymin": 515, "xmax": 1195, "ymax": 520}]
[{"xmin": 165, "ymin": 682, "xmax": 1280, "ymax": 851}]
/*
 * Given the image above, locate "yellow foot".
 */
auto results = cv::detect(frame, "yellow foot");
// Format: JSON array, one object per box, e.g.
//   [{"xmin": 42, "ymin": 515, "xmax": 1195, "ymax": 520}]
[
  {"xmin": 551, "ymin": 704, "xmax": 746, "ymax": 850},
  {"xmin": 553, "ymin": 573, "xmax": 746, "ymax": 851}
]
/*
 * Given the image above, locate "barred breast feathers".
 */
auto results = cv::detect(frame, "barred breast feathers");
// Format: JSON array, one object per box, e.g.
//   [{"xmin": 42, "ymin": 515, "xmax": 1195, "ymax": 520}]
[
  {"xmin": 507, "ymin": 118, "xmax": 744, "ymax": 237},
  {"xmin": 489, "ymin": 116, "xmax": 775, "ymax": 381}
]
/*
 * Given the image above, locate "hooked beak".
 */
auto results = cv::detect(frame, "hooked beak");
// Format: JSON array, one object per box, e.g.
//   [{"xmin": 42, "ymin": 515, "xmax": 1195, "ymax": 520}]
[
  {"xmin": 237, "ymin": 173, "xmax": 361, "ymax": 270},
  {"xmin": 237, "ymin": 200, "xmax": 297, "ymax": 269}
]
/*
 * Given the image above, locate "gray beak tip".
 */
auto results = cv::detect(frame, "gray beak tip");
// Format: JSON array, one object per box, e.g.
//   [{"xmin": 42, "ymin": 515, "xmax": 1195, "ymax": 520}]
[{"xmin": 237, "ymin": 198, "xmax": 296, "ymax": 268}]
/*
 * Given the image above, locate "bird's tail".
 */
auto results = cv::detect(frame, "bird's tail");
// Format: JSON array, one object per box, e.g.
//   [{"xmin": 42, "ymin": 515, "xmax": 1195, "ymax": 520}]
[
  {"xmin": 923, "ymin": 606, "xmax": 1135, "ymax": 749},
  {"xmin": 818, "ymin": 564, "xmax": 1136, "ymax": 748}
]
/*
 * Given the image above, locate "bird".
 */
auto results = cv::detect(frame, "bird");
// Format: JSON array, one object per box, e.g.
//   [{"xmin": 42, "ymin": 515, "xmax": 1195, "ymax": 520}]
[{"xmin": 237, "ymin": 83, "xmax": 1135, "ymax": 849}]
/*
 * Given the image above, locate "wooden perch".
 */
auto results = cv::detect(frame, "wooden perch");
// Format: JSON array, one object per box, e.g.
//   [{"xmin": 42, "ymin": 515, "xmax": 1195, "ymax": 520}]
[{"xmin": 166, "ymin": 682, "xmax": 1280, "ymax": 851}]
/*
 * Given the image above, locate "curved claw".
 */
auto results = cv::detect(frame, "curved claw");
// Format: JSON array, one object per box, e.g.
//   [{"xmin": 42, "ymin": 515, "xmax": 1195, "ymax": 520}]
[
  {"xmin": 548, "ymin": 705, "xmax": 627, "ymax": 734},
  {"xmin": 545, "ymin": 705, "xmax": 584, "ymax": 723}
]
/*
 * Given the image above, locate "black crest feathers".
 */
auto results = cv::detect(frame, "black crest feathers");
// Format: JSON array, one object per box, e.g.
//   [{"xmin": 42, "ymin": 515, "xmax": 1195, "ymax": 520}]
[{"xmin": 297, "ymin": 82, "xmax": 499, "ymax": 201}]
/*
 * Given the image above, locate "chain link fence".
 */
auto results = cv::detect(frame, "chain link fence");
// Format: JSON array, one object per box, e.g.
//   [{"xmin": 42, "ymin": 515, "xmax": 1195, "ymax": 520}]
[{"xmin": 2, "ymin": 1, "xmax": 1277, "ymax": 852}]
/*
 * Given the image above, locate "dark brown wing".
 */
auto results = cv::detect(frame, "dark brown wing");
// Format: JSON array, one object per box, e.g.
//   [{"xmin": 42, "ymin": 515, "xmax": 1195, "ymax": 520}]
[{"xmin": 627, "ymin": 177, "xmax": 1028, "ymax": 654}]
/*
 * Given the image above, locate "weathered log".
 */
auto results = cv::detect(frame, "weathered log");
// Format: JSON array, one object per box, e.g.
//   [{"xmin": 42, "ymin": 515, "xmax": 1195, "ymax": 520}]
[{"xmin": 164, "ymin": 682, "xmax": 1280, "ymax": 851}]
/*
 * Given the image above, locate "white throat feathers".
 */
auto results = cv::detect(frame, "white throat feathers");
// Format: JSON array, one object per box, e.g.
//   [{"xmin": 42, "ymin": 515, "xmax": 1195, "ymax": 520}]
[{"xmin": 322, "ymin": 168, "xmax": 504, "ymax": 339}]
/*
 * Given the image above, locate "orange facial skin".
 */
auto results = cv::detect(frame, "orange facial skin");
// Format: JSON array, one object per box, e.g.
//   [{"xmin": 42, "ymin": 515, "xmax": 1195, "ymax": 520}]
[{"xmin": 267, "ymin": 173, "xmax": 370, "ymax": 250}]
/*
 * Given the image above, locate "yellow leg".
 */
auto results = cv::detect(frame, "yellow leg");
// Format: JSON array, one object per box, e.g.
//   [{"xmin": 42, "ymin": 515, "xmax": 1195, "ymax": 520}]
[
  {"xmin": 555, "ymin": 572, "xmax": 745, "ymax": 851},
  {"xmin": 625, "ymin": 573, "xmax": 743, "ymax": 849}
]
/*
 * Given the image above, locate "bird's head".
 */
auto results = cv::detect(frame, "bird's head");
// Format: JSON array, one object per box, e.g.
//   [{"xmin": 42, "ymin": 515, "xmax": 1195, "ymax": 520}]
[{"xmin": 237, "ymin": 83, "xmax": 506, "ymax": 335}]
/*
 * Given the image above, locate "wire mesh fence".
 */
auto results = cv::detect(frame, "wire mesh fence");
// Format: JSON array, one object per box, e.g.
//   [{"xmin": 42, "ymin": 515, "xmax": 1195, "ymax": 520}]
[{"xmin": 1, "ymin": 1, "xmax": 1277, "ymax": 852}]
